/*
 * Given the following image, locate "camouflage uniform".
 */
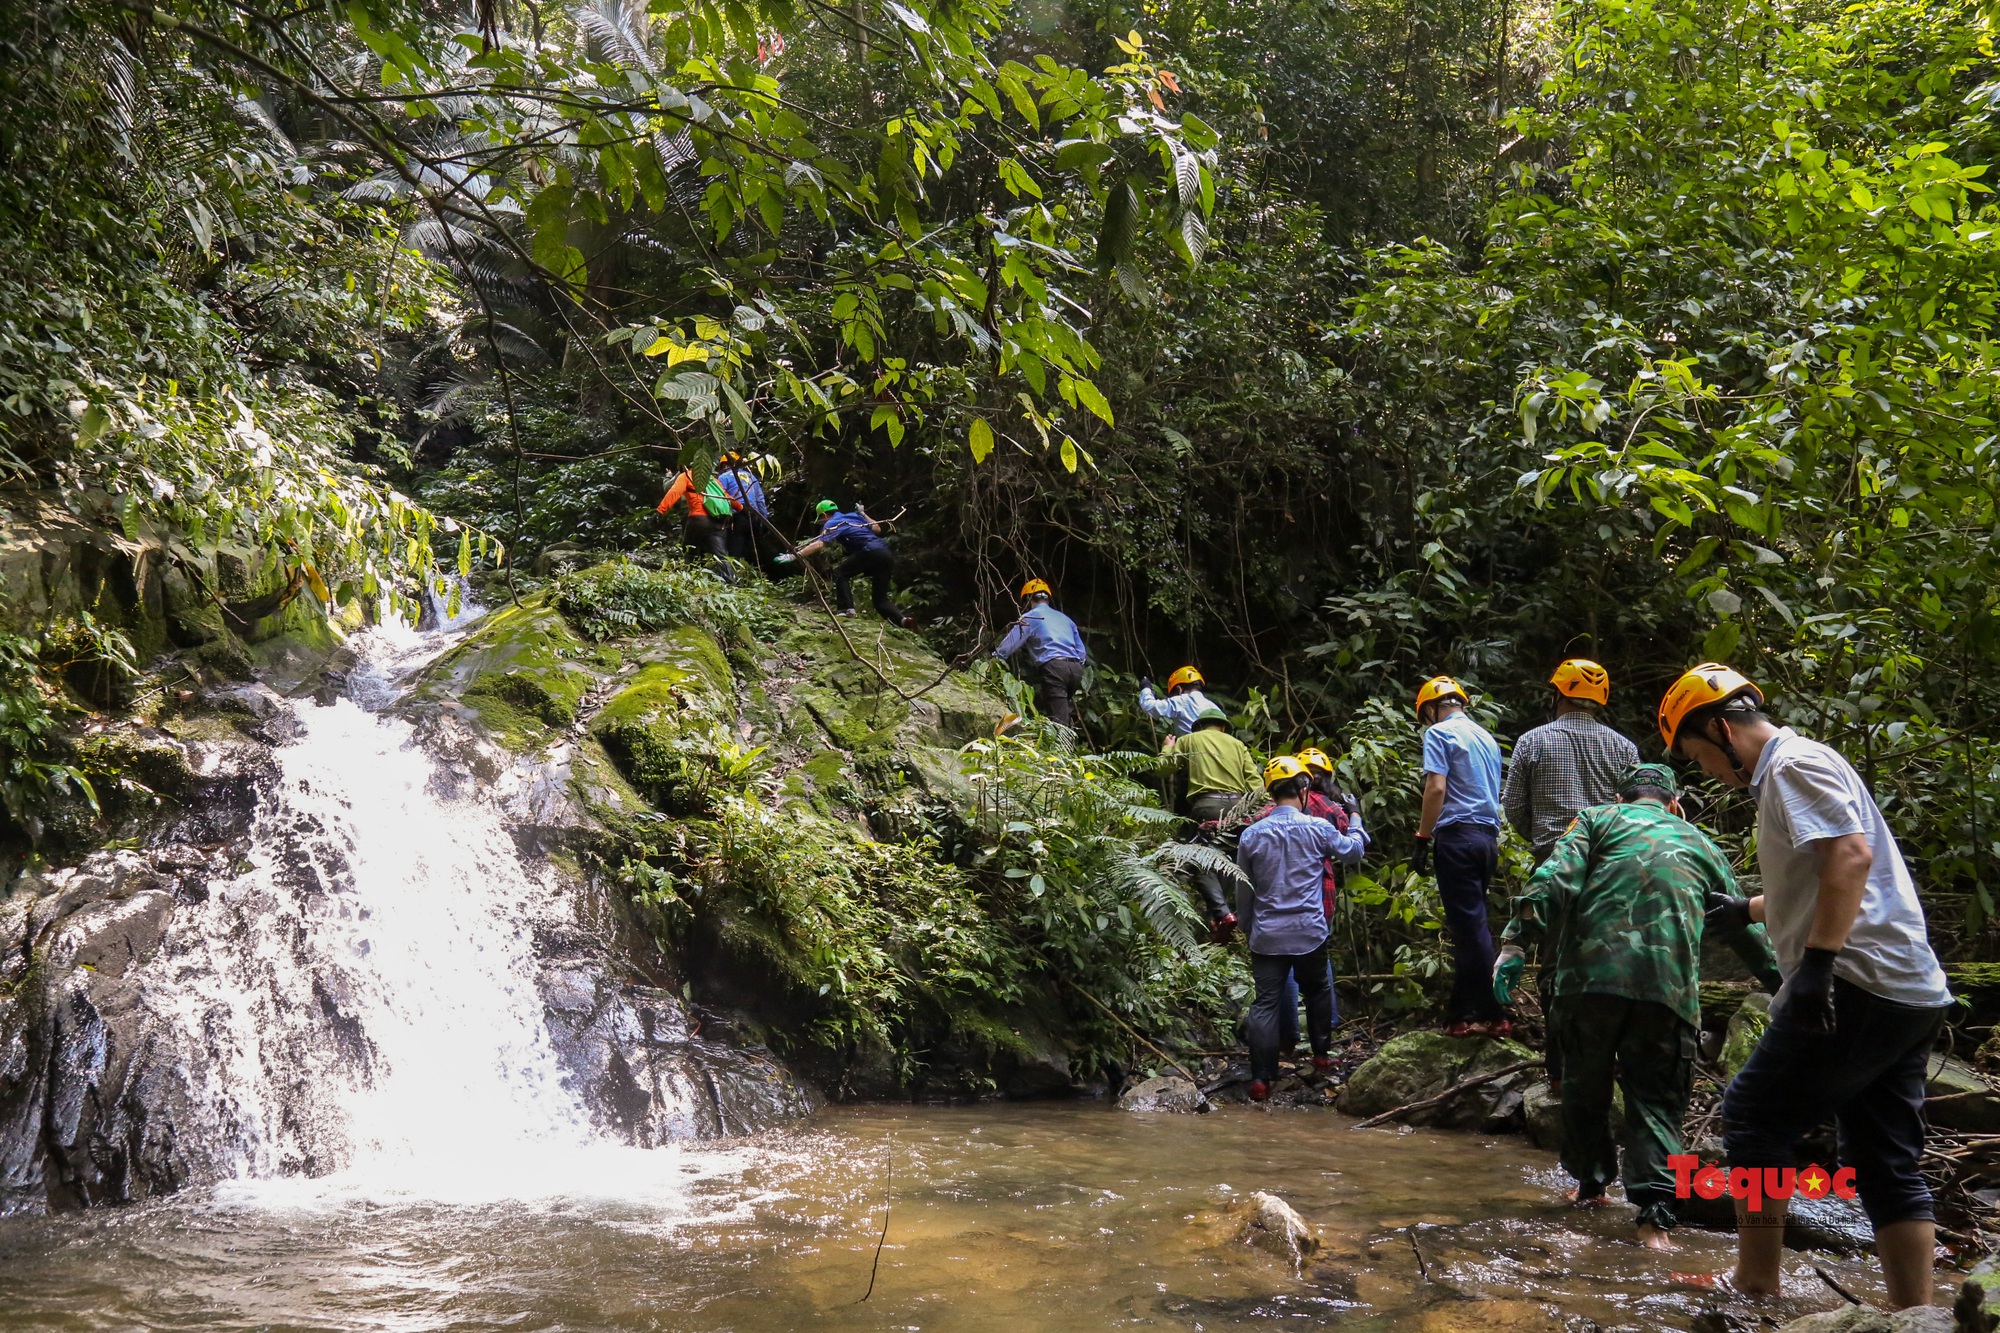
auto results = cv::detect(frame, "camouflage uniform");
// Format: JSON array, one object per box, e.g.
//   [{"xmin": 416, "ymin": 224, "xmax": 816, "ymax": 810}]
[{"xmin": 1503, "ymin": 798, "xmax": 1779, "ymax": 1227}]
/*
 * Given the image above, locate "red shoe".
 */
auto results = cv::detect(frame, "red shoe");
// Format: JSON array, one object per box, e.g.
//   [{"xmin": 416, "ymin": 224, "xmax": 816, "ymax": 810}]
[
  {"xmin": 1444, "ymin": 1021, "xmax": 1475, "ymax": 1038},
  {"xmin": 1248, "ymin": 1080, "xmax": 1271, "ymax": 1102},
  {"xmin": 1312, "ymin": 1056, "xmax": 1334, "ymax": 1075},
  {"xmin": 1209, "ymin": 913, "xmax": 1238, "ymax": 944}
]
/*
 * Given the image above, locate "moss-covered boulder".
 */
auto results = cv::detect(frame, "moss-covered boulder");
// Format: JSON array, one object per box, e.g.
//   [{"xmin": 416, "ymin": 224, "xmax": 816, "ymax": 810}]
[
  {"xmin": 1338, "ymin": 1031, "xmax": 1541, "ymax": 1129},
  {"xmin": 588, "ymin": 631, "xmax": 736, "ymax": 815},
  {"xmin": 1718, "ymin": 991, "xmax": 1770, "ymax": 1080},
  {"xmin": 416, "ymin": 596, "xmax": 597, "ymax": 749}
]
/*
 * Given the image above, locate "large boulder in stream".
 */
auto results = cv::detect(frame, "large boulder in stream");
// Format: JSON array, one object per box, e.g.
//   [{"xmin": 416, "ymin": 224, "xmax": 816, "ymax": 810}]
[
  {"xmin": 1774, "ymin": 1306, "xmax": 1956, "ymax": 1333},
  {"xmin": 1338, "ymin": 1031, "xmax": 1540, "ymax": 1130},
  {"xmin": 1117, "ymin": 1075, "xmax": 1207, "ymax": 1113}
]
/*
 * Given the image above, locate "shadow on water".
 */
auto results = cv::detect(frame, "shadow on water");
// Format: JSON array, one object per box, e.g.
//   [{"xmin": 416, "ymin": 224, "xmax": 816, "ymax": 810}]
[{"xmin": 0, "ymin": 1101, "xmax": 1897, "ymax": 1332}]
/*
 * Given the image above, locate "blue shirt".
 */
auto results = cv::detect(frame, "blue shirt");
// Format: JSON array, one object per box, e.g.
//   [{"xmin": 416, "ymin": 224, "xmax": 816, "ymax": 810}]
[
  {"xmin": 819, "ymin": 511, "xmax": 887, "ymax": 556},
  {"xmin": 718, "ymin": 467, "xmax": 768, "ymax": 517},
  {"xmin": 1423, "ymin": 711, "xmax": 1504, "ymax": 831},
  {"xmin": 993, "ymin": 604, "xmax": 1087, "ymax": 666},
  {"xmin": 1235, "ymin": 804, "xmax": 1368, "ymax": 955},
  {"xmin": 1139, "ymin": 686, "xmax": 1219, "ymax": 736}
]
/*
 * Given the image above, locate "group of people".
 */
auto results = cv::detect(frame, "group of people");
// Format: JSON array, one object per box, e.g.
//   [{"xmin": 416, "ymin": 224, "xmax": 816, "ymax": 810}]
[
  {"xmin": 655, "ymin": 538, "xmax": 1950, "ymax": 1306},
  {"xmin": 655, "ymin": 457, "xmax": 916, "ymax": 626},
  {"xmin": 1223, "ymin": 659, "xmax": 1951, "ymax": 1308},
  {"xmin": 985, "ymin": 580, "xmax": 1949, "ymax": 1307}
]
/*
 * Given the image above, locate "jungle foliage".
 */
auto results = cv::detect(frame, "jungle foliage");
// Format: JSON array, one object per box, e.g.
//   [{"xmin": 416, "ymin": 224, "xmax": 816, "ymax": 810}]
[{"xmin": 9, "ymin": 0, "xmax": 2000, "ymax": 1040}]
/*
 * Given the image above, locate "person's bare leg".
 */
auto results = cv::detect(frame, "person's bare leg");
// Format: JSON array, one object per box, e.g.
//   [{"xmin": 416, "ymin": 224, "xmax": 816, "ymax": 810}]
[
  {"xmin": 1637, "ymin": 1222, "xmax": 1675, "ymax": 1251},
  {"xmin": 1875, "ymin": 1219, "xmax": 1936, "ymax": 1309},
  {"xmin": 1731, "ymin": 1195, "xmax": 1787, "ymax": 1295}
]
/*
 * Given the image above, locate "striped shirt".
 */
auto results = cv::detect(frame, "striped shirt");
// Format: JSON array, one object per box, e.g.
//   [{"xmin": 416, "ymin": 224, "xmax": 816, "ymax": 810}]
[{"xmin": 1501, "ymin": 712, "xmax": 1640, "ymax": 861}]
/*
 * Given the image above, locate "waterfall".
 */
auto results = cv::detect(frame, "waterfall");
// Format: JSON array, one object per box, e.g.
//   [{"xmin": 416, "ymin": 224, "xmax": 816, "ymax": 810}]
[{"xmin": 146, "ymin": 612, "xmax": 757, "ymax": 1211}]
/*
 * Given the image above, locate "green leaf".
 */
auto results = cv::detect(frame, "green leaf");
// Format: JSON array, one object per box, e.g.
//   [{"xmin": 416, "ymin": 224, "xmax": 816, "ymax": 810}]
[
  {"xmin": 969, "ymin": 416, "xmax": 994, "ymax": 463},
  {"xmin": 1096, "ymin": 178, "xmax": 1140, "ymax": 275}
]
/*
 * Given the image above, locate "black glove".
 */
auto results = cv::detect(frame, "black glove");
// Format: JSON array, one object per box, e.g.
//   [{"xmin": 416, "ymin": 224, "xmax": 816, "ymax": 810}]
[
  {"xmin": 1772, "ymin": 946, "xmax": 1840, "ymax": 1033},
  {"xmin": 1705, "ymin": 892, "xmax": 1754, "ymax": 934},
  {"xmin": 1339, "ymin": 790, "xmax": 1361, "ymax": 817},
  {"xmin": 1411, "ymin": 836, "xmax": 1432, "ymax": 876},
  {"xmin": 1139, "ymin": 676, "xmax": 1153, "ymax": 692}
]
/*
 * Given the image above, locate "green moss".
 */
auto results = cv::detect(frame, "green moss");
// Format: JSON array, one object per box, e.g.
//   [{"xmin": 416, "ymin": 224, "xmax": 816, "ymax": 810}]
[
  {"xmin": 415, "ymin": 595, "xmax": 596, "ymax": 752},
  {"xmin": 590, "ymin": 641, "xmax": 735, "ymax": 815}
]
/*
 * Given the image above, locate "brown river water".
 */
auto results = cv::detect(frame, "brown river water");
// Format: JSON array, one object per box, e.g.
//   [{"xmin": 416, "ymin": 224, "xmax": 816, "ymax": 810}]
[{"xmin": 0, "ymin": 1102, "xmax": 1911, "ymax": 1331}]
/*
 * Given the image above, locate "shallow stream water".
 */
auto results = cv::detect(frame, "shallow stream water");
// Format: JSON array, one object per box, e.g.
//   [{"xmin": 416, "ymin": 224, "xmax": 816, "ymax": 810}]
[{"xmin": 0, "ymin": 1101, "xmax": 1900, "ymax": 1331}]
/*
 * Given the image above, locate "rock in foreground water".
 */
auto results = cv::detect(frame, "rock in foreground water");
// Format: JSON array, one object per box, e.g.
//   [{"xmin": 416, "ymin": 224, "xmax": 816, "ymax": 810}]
[
  {"xmin": 1232, "ymin": 1191, "xmax": 1320, "ymax": 1268},
  {"xmin": 1116, "ymin": 1075, "xmax": 1207, "ymax": 1113}
]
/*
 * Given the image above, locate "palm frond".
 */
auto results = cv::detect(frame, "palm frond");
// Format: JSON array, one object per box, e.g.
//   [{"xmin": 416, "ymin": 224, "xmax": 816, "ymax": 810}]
[{"xmin": 1105, "ymin": 847, "xmax": 1207, "ymax": 960}]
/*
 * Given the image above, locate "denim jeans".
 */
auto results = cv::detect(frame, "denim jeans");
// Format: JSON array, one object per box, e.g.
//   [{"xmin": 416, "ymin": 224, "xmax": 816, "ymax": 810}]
[
  {"xmin": 1722, "ymin": 978, "xmax": 1947, "ymax": 1227},
  {"xmin": 1278, "ymin": 957, "xmax": 1338, "ymax": 1050},
  {"xmin": 1434, "ymin": 822, "xmax": 1502, "ymax": 1023},
  {"xmin": 1249, "ymin": 947, "xmax": 1333, "ymax": 1083}
]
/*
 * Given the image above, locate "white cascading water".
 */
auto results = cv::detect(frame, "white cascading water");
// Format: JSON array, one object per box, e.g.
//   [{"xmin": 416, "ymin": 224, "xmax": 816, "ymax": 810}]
[{"xmin": 155, "ymin": 609, "xmax": 752, "ymax": 1214}]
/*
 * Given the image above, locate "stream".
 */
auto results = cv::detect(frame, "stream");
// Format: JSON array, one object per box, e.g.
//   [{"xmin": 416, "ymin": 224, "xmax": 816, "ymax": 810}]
[
  {"xmin": 0, "ymin": 612, "xmax": 1893, "ymax": 1331},
  {"xmin": 0, "ymin": 1101, "xmax": 1893, "ymax": 1331}
]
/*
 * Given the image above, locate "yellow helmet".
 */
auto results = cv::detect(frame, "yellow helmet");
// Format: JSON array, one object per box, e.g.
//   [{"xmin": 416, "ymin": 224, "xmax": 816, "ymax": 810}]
[
  {"xmin": 1019, "ymin": 578, "xmax": 1051, "ymax": 600},
  {"xmin": 1551, "ymin": 658, "xmax": 1611, "ymax": 706},
  {"xmin": 1264, "ymin": 755, "xmax": 1308, "ymax": 789},
  {"xmin": 1415, "ymin": 676, "xmax": 1468, "ymax": 716},
  {"xmin": 1167, "ymin": 665, "xmax": 1205, "ymax": 692},
  {"xmin": 718, "ymin": 450, "xmax": 744, "ymax": 466},
  {"xmin": 1297, "ymin": 747, "xmax": 1335, "ymax": 775},
  {"xmin": 1658, "ymin": 662, "xmax": 1763, "ymax": 755}
]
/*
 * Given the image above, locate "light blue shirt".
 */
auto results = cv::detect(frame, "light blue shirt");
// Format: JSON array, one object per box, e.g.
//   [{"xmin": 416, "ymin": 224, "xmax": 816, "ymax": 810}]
[
  {"xmin": 717, "ymin": 467, "xmax": 768, "ymax": 516},
  {"xmin": 1235, "ymin": 804, "xmax": 1368, "ymax": 955},
  {"xmin": 993, "ymin": 604, "xmax": 1087, "ymax": 665},
  {"xmin": 1422, "ymin": 710, "xmax": 1503, "ymax": 831},
  {"xmin": 1139, "ymin": 686, "xmax": 1218, "ymax": 735}
]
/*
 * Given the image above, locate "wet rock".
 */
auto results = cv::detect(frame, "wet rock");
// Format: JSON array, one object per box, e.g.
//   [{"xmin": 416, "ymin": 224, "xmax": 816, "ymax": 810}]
[
  {"xmin": 1519, "ymin": 1079, "xmax": 1623, "ymax": 1153},
  {"xmin": 1923, "ymin": 1056, "xmax": 2000, "ymax": 1134},
  {"xmin": 1774, "ymin": 1305, "xmax": 1954, "ymax": 1333},
  {"xmin": 1230, "ymin": 1190, "xmax": 1320, "ymax": 1269},
  {"xmin": 1718, "ymin": 992, "xmax": 1770, "ymax": 1080},
  {"xmin": 1418, "ymin": 1297, "xmax": 1565, "ymax": 1331},
  {"xmin": 1116, "ymin": 1075, "xmax": 1207, "ymax": 1113},
  {"xmin": 1337, "ymin": 1031, "xmax": 1540, "ymax": 1130}
]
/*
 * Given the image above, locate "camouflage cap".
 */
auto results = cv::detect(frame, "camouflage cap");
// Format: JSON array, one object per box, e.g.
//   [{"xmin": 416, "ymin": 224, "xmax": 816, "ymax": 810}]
[{"xmin": 1617, "ymin": 761, "xmax": 1679, "ymax": 799}]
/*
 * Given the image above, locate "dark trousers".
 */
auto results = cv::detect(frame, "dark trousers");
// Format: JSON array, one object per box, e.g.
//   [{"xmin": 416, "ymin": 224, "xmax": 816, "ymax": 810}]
[
  {"xmin": 1434, "ymin": 822, "xmax": 1503, "ymax": 1023},
  {"xmin": 1033, "ymin": 656, "xmax": 1086, "ymax": 728},
  {"xmin": 1184, "ymin": 792, "xmax": 1235, "ymax": 921},
  {"xmin": 683, "ymin": 514, "xmax": 737, "ymax": 584},
  {"xmin": 729, "ymin": 508, "xmax": 792, "ymax": 572},
  {"xmin": 1279, "ymin": 957, "xmax": 1338, "ymax": 1050},
  {"xmin": 1553, "ymin": 995, "xmax": 1696, "ymax": 1227},
  {"xmin": 834, "ymin": 546, "xmax": 905, "ymax": 622},
  {"xmin": 1722, "ymin": 978, "xmax": 1947, "ymax": 1227},
  {"xmin": 1250, "ymin": 948, "xmax": 1334, "ymax": 1083}
]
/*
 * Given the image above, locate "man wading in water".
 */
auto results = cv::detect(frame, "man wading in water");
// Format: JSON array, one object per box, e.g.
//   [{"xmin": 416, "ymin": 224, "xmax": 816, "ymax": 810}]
[
  {"xmin": 1494, "ymin": 762, "xmax": 1777, "ymax": 1251},
  {"xmin": 1663, "ymin": 664, "xmax": 1952, "ymax": 1308}
]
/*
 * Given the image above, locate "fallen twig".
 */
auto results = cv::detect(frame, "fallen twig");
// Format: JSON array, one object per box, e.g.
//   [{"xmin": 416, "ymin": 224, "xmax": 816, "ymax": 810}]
[
  {"xmin": 1350, "ymin": 1059, "xmax": 1544, "ymax": 1130},
  {"xmin": 1408, "ymin": 1226, "xmax": 1430, "ymax": 1282},
  {"xmin": 1812, "ymin": 1265, "xmax": 1862, "ymax": 1305},
  {"xmin": 1066, "ymin": 981, "xmax": 1201, "ymax": 1087},
  {"xmin": 858, "ymin": 1133, "xmax": 893, "ymax": 1303}
]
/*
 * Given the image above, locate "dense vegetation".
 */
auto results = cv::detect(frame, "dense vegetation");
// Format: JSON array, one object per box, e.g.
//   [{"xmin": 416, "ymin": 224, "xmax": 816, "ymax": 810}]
[{"xmin": 6, "ymin": 0, "xmax": 2000, "ymax": 1053}]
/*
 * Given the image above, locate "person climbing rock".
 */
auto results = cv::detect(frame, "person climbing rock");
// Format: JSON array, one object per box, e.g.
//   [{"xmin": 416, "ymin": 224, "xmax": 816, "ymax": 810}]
[
  {"xmin": 1138, "ymin": 666, "xmax": 1219, "ymax": 739},
  {"xmin": 794, "ymin": 499, "xmax": 916, "ymax": 627},
  {"xmin": 1168, "ymin": 706, "xmax": 1261, "ymax": 940},
  {"xmin": 1662, "ymin": 664, "xmax": 1952, "ymax": 1309},
  {"xmin": 715, "ymin": 451, "xmax": 792, "ymax": 574},
  {"xmin": 1502, "ymin": 659, "xmax": 1639, "ymax": 865},
  {"xmin": 1493, "ymin": 762, "xmax": 1775, "ymax": 1251},
  {"xmin": 656, "ymin": 465, "xmax": 740, "ymax": 584},
  {"xmin": 1411, "ymin": 676, "xmax": 1508, "ymax": 1037},
  {"xmin": 991, "ymin": 579, "xmax": 1088, "ymax": 729},
  {"xmin": 1235, "ymin": 755, "xmax": 1368, "ymax": 1103}
]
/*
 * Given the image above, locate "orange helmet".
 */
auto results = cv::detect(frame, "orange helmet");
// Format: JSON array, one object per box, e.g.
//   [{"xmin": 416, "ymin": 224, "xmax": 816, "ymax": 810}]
[
  {"xmin": 1167, "ymin": 665, "xmax": 1205, "ymax": 692},
  {"xmin": 1415, "ymin": 676, "xmax": 1468, "ymax": 716},
  {"xmin": 1551, "ymin": 658, "xmax": 1611, "ymax": 706},
  {"xmin": 1658, "ymin": 662, "xmax": 1763, "ymax": 755},
  {"xmin": 1019, "ymin": 578, "xmax": 1051, "ymax": 600},
  {"xmin": 1297, "ymin": 747, "xmax": 1335, "ymax": 775}
]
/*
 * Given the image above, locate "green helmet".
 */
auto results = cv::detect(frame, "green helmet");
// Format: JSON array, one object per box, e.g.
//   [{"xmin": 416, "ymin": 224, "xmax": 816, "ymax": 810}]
[
  {"xmin": 1192, "ymin": 707, "xmax": 1231, "ymax": 729},
  {"xmin": 815, "ymin": 499, "xmax": 838, "ymax": 516},
  {"xmin": 1617, "ymin": 761, "xmax": 1679, "ymax": 799}
]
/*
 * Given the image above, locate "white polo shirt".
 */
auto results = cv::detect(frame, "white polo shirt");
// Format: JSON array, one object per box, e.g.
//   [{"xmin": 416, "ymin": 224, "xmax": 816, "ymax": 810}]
[{"xmin": 1750, "ymin": 728, "xmax": 1951, "ymax": 1008}]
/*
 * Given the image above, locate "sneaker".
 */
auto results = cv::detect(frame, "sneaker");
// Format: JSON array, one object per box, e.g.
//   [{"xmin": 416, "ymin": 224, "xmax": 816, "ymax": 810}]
[
  {"xmin": 1312, "ymin": 1056, "xmax": 1334, "ymax": 1075},
  {"xmin": 1248, "ymin": 1080, "xmax": 1271, "ymax": 1103},
  {"xmin": 900, "ymin": 616, "xmax": 919, "ymax": 629},
  {"xmin": 1208, "ymin": 913, "xmax": 1238, "ymax": 944},
  {"xmin": 1444, "ymin": 1021, "xmax": 1476, "ymax": 1038},
  {"xmin": 836, "ymin": 608, "xmax": 858, "ymax": 618}
]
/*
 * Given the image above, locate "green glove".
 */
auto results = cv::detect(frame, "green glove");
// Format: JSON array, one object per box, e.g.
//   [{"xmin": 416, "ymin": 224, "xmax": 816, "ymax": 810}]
[{"xmin": 1492, "ymin": 945, "xmax": 1526, "ymax": 1006}]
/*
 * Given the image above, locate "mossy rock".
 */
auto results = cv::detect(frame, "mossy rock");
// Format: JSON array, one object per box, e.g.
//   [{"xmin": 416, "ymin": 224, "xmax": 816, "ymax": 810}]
[
  {"xmin": 416, "ymin": 596, "xmax": 596, "ymax": 750},
  {"xmin": 1718, "ymin": 992, "xmax": 1770, "ymax": 1080},
  {"xmin": 1337, "ymin": 1031, "xmax": 1540, "ymax": 1129},
  {"xmin": 590, "ymin": 638, "xmax": 735, "ymax": 815}
]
